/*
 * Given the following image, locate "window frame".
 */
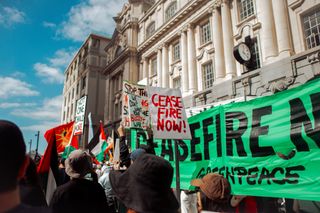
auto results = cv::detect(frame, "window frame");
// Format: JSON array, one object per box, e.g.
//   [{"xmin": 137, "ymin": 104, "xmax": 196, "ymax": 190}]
[
  {"xmin": 173, "ymin": 42, "xmax": 180, "ymax": 61},
  {"xmin": 302, "ymin": 8, "xmax": 320, "ymax": 49},
  {"xmin": 200, "ymin": 21, "xmax": 212, "ymax": 45},
  {"xmin": 146, "ymin": 21, "xmax": 156, "ymax": 38},
  {"xmin": 238, "ymin": 0, "xmax": 255, "ymax": 21},
  {"xmin": 165, "ymin": 1, "xmax": 177, "ymax": 22},
  {"xmin": 202, "ymin": 62, "xmax": 214, "ymax": 89}
]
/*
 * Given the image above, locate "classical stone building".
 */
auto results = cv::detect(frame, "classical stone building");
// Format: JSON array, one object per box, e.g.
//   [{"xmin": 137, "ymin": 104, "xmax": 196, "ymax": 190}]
[
  {"xmin": 102, "ymin": 0, "xmax": 320, "ymax": 126},
  {"xmin": 102, "ymin": 1, "xmax": 154, "ymax": 128},
  {"xmin": 137, "ymin": 0, "xmax": 320, "ymax": 112},
  {"xmin": 61, "ymin": 34, "xmax": 110, "ymax": 146}
]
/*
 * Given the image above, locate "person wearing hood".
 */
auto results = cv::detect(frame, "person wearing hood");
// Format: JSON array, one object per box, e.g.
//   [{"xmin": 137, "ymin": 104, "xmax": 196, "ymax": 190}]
[
  {"xmin": 109, "ymin": 153, "xmax": 179, "ymax": 213},
  {"xmin": 49, "ymin": 150, "xmax": 110, "ymax": 213}
]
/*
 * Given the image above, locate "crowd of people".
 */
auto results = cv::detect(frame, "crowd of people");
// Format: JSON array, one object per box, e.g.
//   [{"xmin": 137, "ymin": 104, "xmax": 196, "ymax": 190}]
[{"xmin": 0, "ymin": 120, "xmax": 319, "ymax": 213}]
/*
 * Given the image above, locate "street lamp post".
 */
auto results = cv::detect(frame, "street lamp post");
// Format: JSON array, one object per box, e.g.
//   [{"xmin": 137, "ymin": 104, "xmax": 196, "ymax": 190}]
[
  {"xmin": 28, "ymin": 139, "xmax": 32, "ymax": 155},
  {"xmin": 35, "ymin": 131, "xmax": 40, "ymax": 158}
]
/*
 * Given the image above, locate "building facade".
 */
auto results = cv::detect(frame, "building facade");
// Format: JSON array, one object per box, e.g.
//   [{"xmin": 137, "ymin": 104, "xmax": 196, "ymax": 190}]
[
  {"xmin": 137, "ymin": 0, "xmax": 320, "ymax": 111},
  {"xmin": 102, "ymin": 1, "xmax": 154, "ymax": 128},
  {"xmin": 61, "ymin": 0, "xmax": 320, "ymax": 139},
  {"xmin": 61, "ymin": 34, "xmax": 110, "ymax": 146}
]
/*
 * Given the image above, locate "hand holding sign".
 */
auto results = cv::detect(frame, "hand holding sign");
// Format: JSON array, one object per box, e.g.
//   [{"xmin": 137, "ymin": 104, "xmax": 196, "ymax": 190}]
[{"xmin": 147, "ymin": 87, "xmax": 191, "ymax": 140}]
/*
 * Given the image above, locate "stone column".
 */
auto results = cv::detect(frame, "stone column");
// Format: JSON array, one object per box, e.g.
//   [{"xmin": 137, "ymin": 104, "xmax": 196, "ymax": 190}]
[
  {"xmin": 162, "ymin": 44, "xmax": 169, "ymax": 88},
  {"xmin": 180, "ymin": 29, "xmax": 189, "ymax": 93},
  {"xmin": 272, "ymin": 0, "xmax": 293, "ymax": 57},
  {"xmin": 221, "ymin": 0, "xmax": 236, "ymax": 78},
  {"xmin": 108, "ymin": 78, "xmax": 114, "ymax": 121},
  {"xmin": 187, "ymin": 24, "xmax": 198, "ymax": 93},
  {"xmin": 256, "ymin": 0, "xmax": 278, "ymax": 63},
  {"xmin": 142, "ymin": 58, "xmax": 148, "ymax": 79},
  {"xmin": 212, "ymin": 6, "xmax": 225, "ymax": 80},
  {"xmin": 168, "ymin": 44, "xmax": 173, "ymax": 88},
  {"xmin": 157, "ymin": 48, "xmax": 162, "ymax": 87}
]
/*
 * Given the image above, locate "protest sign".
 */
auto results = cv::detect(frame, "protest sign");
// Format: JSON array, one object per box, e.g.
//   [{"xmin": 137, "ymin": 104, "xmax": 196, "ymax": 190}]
[
  {"xmin": 74, "ymin": 96, "xmax": 87, "ymax": 135},
  {"xmin": 147, "ymin": 87, "xmax": 191, "ymax": 140},
  {"xmin": 122, "ymin": 81, "xmax": 149, "ymax": 129},
  {"xmin": 131, "ymin": 78, "xmax": 320, "ymax": 201}
]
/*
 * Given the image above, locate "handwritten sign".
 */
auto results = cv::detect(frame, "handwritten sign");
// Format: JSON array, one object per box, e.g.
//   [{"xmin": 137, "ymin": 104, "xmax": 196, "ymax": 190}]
[
  {"xmin": 122, "ymin": 81, "xmax": 149, "ymax": 129},
  {"xmin": 147, "ymin": 87, "xmax": 191, "ymax": 139},
  {"xmin": 74, "ymin": 96, "xmax": 87, "ymax": 135}
]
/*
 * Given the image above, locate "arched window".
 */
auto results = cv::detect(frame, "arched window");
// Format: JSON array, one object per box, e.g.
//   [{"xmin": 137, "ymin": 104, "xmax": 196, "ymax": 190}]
[
  {"xmin": 165, "ymin": 1, "xmax": 177, "ymax": 21},
  {"xmin": 146, "ymin": 21, "xmax": 155, "ymax": 38}
]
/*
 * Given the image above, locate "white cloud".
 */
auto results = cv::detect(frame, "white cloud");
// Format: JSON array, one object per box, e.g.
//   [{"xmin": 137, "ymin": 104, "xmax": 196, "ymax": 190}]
[
  {"xmin": 34, "ymin": 48, "xmax": 76, "ymax": 84},
  {"xmin": 0, "ymin": 77, "xmax": 39, "ymax": 99},
  {"xmin": 48, "ymin": 48, "xmax": 76, "ymax": 67},
  {"xmin": 11, "ymin": 95, "xmax": 63, "ymax": 121},
  {"xmin": 0, "ymin": 7, "xmax": 26, "ymax": 27},
  {"xmin": 43, "ymin": 21, "xmax": 56, "ymax": 28},
  {"xmin": 34, "ymin": 63, "xmax": 64, "ymax": 84},
  {"xmin": 21, "ymin": 121, "xmax": 61, "ymax": 133},
  {"xmin": 11, "ymin": 71, "xmax": 26, "ymax": 78},
  {"xmin": 58, "ymin": 0, "xmax": 127, "ymax": 42},
  {"xmin": 0, "ymin": 102, "xmax": 36, "ymax": 109}
]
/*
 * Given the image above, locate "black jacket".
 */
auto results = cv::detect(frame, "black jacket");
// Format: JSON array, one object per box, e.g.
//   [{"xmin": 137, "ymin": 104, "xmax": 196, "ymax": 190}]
[{"xmin": 50, "ymin": 178, "xmax": 110, "ymax": 213}]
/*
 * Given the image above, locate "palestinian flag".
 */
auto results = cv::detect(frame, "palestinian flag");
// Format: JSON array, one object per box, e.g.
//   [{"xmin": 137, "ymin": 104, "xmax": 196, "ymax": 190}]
[
  {"xmin": 87, "ymin": 121, "xmax": 108, "ymax": 162},
  {"xmin": 37, "ymin": 121, "xmax": 76, "ymax": 204}
]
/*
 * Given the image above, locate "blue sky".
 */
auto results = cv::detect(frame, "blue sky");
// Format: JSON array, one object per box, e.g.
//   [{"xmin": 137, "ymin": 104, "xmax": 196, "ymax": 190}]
[{"xmin": 0, "ymin": 0, "xmax": 127, "ymax": 153}]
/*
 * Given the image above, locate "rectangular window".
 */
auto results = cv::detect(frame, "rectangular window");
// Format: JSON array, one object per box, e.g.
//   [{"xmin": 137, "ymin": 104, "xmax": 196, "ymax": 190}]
[
  {"xmin": 251, "ymin": 38, "xmax": 261, "ymax": 70},
  {"xmin": 72, "ymin": 88, "xmax": 74, "ymax": 99},
  {"xmin": 82, "ymin": 76, "xmax": 87, "ymax": 89},
  {"xmin": 201, "ymin": 22, "xmax": 211, "ymax": 44},
  {"xmin": 303, "ymin": 9, "xmax": 320, "ymax": 49},
  {"xmin": 173, "ymin": 76, "xmax": 181, "ymax": 89},
  {"xmin": 151, "ymin": 58, "xmax": 157, "ymax": 75},
  {"xmin": 244, "ymin": 37, "xmax": 261, "ymax": 72},
  {"xmin": 239, "ymin": 0, "xmax": 255, "ymax": 21},
  {"xmin": 165, "ymin": 2, "xmax": 177, "ymax": 21},
  {"xmin": 146, "ymin": 22, "xmax": 155, "ymax": 38},
  {"xmin": 173, "ymin": 43, "xmax": 180, "ymax": 61},
  {"xmin": 202, "ymin": 62, "xmax": 214, "ymax": 89}
]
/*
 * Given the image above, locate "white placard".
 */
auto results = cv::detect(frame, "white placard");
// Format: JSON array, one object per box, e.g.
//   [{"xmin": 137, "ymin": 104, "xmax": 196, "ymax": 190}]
[
  {"xmin": 74, "ymin": 96, "xmax": 87, "ymax": 135},
  {"xmin": 147, "ymin": 86, "xmax": 191, "ymax": 140}
]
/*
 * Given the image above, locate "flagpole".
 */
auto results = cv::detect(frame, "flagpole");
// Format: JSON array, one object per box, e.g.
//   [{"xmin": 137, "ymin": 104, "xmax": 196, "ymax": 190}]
[{"xmin": 174, "ymin": 139, "xmax": 181, "ymax": 205}]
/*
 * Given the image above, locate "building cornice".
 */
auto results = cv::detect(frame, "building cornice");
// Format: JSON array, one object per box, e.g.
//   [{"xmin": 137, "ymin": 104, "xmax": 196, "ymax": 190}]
[{"xmin": 138, "ymin": 0, "xmax": 164, "ymax": 24}]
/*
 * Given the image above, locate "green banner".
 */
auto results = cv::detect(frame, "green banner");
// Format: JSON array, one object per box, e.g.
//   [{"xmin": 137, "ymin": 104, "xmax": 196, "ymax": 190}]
[{"xmin": 130, "ymin": 78, "xmax": 320, "ymax": 201}]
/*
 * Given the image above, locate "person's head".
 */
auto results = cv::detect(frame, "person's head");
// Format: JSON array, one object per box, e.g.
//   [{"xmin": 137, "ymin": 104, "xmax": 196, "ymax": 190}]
[
  {"xmin": 110, "ymin": 154, "xmax": 179, "ymax": 213},
  {"xmin": 0, "ymin": 120, "xmax": 29, "ymax": 192},
  {"xmin": 65, "ymin": 150, "xmax": 92, "ymax": 179},
  {"xmin": 21, "ymin": 156, "xmax": 40, "ymax": 186},
  {"xmin": 191, "ymin": 173, "xmax": 231, "ymax": 203},
  {"xmin": 130, "ymin": 148, "xmax": 146, "ymax": 164}
]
